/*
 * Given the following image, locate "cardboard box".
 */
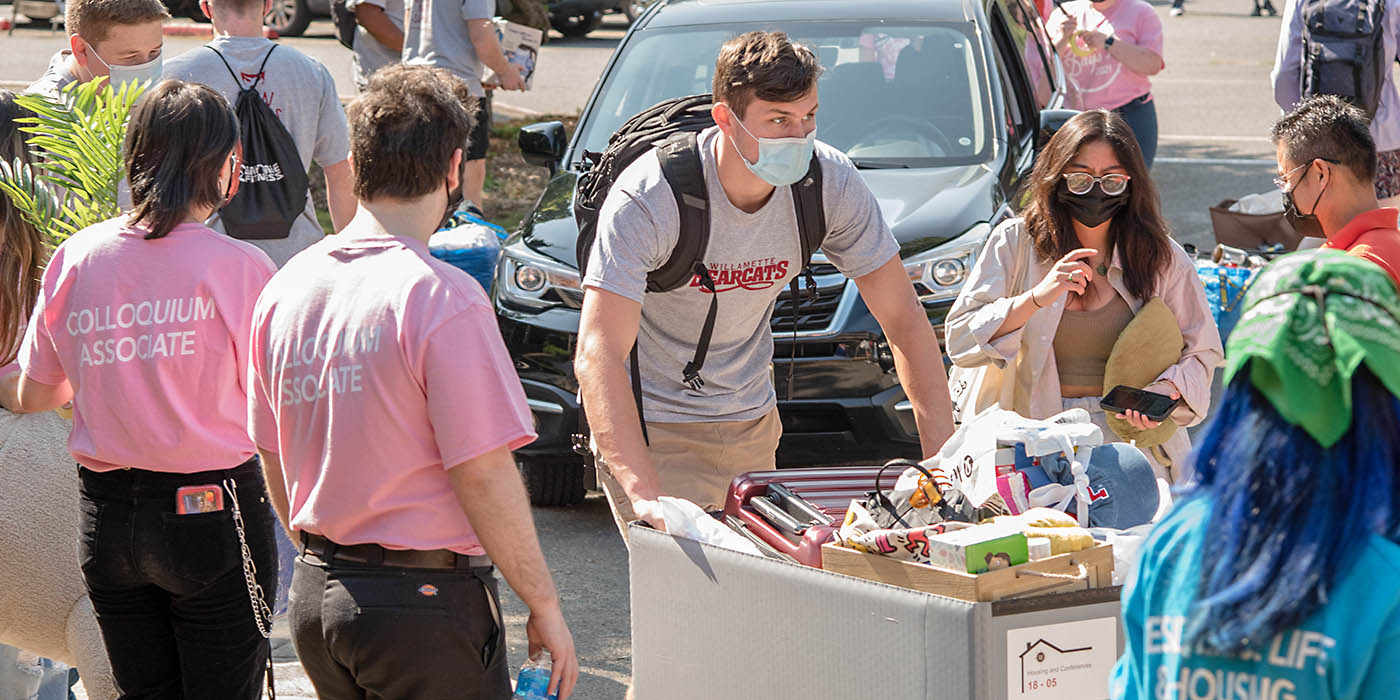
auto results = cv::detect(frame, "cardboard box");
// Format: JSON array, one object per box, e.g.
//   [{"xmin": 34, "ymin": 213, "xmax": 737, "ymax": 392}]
[
  {"xmin": 823, "ymin": 541, "xmax": 1115, "ymax": 602},
  {"xmin": 630, "ymin": 524, "xmax": 1123, "ymax": 700},
  {"xmin": 482, "ymin": 18, "xmax": 542, "ymax": 90},
  {"xmin": 927, "ymin": 525, "xmax": 1029, "ymax": 573}
]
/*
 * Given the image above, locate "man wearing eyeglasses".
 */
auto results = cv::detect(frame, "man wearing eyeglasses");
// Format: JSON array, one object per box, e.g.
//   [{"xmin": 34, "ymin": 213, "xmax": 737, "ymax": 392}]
[{"xmin": 1273, "ymin": 95, "xmax": 1400, "ymax": 289}]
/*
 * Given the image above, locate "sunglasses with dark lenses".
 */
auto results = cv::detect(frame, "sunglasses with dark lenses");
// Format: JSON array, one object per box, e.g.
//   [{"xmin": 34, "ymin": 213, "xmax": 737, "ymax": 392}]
[{"xmin": 1062, "ymin": 172, "xmax": 1131, "ymax": 196}]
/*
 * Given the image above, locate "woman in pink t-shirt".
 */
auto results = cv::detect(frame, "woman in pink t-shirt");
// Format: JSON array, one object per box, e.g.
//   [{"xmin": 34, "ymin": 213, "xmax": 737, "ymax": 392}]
[
  {"xmin": 1048, "ymin": 0, "xmax": 1166, "ymax": 167},
  {"xmin": 3, "ymin": 81, "xmax": 279, "ymax": 700}
]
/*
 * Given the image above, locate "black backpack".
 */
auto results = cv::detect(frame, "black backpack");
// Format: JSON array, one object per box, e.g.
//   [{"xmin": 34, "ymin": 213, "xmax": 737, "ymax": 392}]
[
  {"xmin": 331, "ymin": 0, "xmax": 357, "ymax": 50},
  {"xmin": 573, "ymin": 94, "xmax": 826, "ymax": 442},
  {"xmin": 1300, "ymin": 0, "xmax": 1387, "ymax": 118},
  {"xmin": 207, "ymin": 46, "xmax": 310, "ymax": 240}
]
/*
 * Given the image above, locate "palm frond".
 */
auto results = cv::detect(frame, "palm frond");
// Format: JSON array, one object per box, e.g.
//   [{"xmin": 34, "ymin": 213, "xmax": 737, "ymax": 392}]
[{"xmin": 0, "ymin": 77, "xmax": 146, "ymax": 245}]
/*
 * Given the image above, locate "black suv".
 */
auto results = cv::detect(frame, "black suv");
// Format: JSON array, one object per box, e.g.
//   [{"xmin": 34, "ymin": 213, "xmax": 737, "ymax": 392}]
[
  {"xmin": 161, "ymin": 0, "xmax": 326, "ymax": 36},
  {"xmin": 499, "ymin": 0, "xmax": 1073, "ymax": 504},
  {"xmin": 549, "ymin": 0, "xmax": 656, "ymax": 36}
]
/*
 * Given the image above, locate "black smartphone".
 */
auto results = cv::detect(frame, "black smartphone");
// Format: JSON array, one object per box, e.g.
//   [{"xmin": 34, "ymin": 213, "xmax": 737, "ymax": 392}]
[{"xmin": 1101, "ymin": 385, "xmax": 1179, "ymax": 422}]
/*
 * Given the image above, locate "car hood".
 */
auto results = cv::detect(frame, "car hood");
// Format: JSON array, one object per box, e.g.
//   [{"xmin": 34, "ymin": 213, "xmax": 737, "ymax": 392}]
[{"xmin": 514, "ymin": 162, "xmax": 1000, "ymax": 267}]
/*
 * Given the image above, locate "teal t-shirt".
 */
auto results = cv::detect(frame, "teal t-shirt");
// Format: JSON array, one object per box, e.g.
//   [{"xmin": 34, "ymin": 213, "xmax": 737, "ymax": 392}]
[{"xmin": 1112, "ymin": 498, "xmax": 1400, "ymax": 700}]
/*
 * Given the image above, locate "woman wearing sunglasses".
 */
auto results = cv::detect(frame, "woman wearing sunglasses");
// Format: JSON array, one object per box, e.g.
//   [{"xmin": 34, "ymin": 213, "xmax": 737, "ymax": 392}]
[
  {"xmin": 0, "ymin": 80, "xmax": 280, "ymax": 699},
  {"xmin": 945, "ymin": 109, "xmax": 1222, "ymax": 483}
]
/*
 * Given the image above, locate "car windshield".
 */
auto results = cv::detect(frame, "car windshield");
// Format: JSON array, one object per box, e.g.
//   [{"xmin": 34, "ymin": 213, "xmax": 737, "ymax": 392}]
[{"xmin": 573, "ymin": 21, "xmax": 994, "ymax": 169}]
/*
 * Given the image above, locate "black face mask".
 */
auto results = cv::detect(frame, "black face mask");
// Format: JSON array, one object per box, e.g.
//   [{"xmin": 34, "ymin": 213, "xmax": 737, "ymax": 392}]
[
  {"xmin": 440, "ymin": 180, "xmax": 463, "ymax": 231},
  {"xmin": 1282, "ymin": 162, "xmax": 1326, "ymax": 238},
  {"xmin": 1054, "ymin": 180, "xmax": 1130, "ymax": 228}
]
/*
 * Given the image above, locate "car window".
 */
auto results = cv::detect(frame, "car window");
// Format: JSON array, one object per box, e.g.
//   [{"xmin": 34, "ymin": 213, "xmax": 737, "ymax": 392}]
[
  {"xmin": 1005, "ymin": 0, "xmax": 1056, "ymax": 107},
  {"xmin": 573, "ymin": 21, "xmax": 994, "ymax": 169},
  {"xmin": 987, "ymin": 8, "xmax": 1037, "ymax": 143}
]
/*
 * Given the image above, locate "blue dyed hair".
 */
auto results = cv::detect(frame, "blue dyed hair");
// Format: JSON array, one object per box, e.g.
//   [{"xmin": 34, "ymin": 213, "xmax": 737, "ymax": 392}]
[{"xmin": 1182, "ymin": 367, "xmax": 1400, "ymax": 654}]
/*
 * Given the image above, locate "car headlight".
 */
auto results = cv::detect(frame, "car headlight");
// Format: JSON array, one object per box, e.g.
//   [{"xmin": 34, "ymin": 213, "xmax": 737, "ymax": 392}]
[
  {"xmin": 903, "ymin": 222, "xmax": 992, "ymax": 305},
  {"xmin": 497, "ymin": 243, "xmax": 584, "ymax": 310}
]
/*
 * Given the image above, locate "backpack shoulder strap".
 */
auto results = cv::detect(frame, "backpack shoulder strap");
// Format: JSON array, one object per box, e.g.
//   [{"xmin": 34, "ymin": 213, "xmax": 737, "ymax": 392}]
[
  {"xmin": 651, "ymin": 130, "xmax": 709, "ymax": 292},
  {"xmin": 652, "ymin": 129, "xmax": 717, "ymax": 391},
  {"xmin": 205, "ymin": 45, "xmax": 242, "ymax": 87},
  {"xmin": 790, "ymin": 153, "xmax": 825, "ymax": 269},
  {"xmin": 781, "ymin": 153, "xmax": 826, "ymax": 400},
  {"xmin": 204, "ymin": 44, "xmax": 277, "ymax": 92},
  {"xmin": 248, "ymin": 44, "xmax": 278, "ymax": 92}
]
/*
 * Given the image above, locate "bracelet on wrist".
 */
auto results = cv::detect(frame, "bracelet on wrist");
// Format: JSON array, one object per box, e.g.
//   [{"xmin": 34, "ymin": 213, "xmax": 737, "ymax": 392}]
[{"xmin": 1028, "ymin": 290, "xmax": 1044, "ymax": 308}]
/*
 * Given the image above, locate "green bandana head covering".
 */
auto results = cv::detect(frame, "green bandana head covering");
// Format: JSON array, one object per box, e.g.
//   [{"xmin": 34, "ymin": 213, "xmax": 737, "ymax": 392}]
[{"xmin": 1224, "ymin": 249, "xmax": 1400, "ymax": 447}]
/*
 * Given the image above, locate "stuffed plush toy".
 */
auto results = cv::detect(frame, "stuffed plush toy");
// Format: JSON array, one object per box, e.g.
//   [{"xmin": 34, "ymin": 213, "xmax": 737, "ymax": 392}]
[{"xmin": 0, "ymin": 409, "xmax": 115, "ymax": 699}]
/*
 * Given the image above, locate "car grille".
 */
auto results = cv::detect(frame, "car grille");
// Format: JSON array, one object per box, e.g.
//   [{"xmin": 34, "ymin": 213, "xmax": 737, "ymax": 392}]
[{"xmin": 771, "ymin": 280, "xmax": 846, "ymax": 334}]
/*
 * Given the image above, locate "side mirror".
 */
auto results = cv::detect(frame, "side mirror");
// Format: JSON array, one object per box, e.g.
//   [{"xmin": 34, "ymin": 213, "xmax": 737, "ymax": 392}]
[
  {"xmin": 1036, "ymin": 109, "xmax": 1079, "ymax": 152},
  {"xmin": 519, "ymin": 121, "xmax": 567, "ymax": 175}
]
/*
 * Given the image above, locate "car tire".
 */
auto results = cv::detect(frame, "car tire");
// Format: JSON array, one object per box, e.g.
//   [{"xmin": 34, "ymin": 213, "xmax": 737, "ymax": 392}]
[
  {"xmin": 264, "ymin": 0, "xmax": 310, "ymax": 37},
  {"xmin": 622, "ymin": 0, "xmax": 653, "ymax": 23},
  {"xmin": 185, "ymin": 0, "xmax": 211, "ymax": 22},
  {"xmin": 550, "ymin": 10, "xmax": 601, "ymax": 38},
  {"xmin": 521, "ymin": 459, "xmax": 588, "ymax": 507}
]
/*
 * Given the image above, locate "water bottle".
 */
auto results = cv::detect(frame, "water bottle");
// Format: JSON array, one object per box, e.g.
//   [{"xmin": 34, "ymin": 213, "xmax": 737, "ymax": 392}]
[{"xmin": 512, "ymin": 650, "xmax": 557, "ymax": 700}]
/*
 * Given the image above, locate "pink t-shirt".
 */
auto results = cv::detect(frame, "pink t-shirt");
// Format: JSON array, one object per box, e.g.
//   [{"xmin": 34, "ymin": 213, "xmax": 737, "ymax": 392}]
[
  {"xmin": 248, "ymin": 231, "xmax": 536, "ymax": 556},
  {"xmin": 1048, "ymin": 0, "xmax": 1164, "ymax": 110},
  {"xmin": 20, "ymin": 218, "xmax": 277, "ymax": 472}
]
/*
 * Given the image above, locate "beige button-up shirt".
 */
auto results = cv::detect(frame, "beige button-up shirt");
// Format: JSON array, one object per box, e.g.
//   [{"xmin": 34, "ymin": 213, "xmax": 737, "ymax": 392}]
[{"xmin": 944, "ymin": 218, "xmax": 1224, "ymax": 483}]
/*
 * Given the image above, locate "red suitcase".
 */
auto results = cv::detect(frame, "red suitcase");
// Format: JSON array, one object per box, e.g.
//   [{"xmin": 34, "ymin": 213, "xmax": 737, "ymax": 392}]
[{"xmin": 723, "ymin": 466, "xmax": 890, "ymax": 568}]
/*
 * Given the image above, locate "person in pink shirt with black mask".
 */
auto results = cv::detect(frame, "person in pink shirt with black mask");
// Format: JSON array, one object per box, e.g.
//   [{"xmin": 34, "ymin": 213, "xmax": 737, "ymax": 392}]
[
  {"xmin": 247, "ymin": 64, "xmax": 578, "ymax": 700},
  {"xmin": 2, "ymin": 80, "xmax": 281, "ymax": 699}
]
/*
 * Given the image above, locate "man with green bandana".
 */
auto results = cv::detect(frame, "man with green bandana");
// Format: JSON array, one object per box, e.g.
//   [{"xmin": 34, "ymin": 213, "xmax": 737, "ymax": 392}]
[{"xmin": 1112, "ymin": 250, "xmax": 1400, "ymax": 700}]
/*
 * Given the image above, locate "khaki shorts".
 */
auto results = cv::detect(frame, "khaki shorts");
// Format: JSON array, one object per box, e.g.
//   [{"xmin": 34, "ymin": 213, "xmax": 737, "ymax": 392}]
[{"xmin": 596, "ymin": 408, "xmax": 782, "ymax": 545}]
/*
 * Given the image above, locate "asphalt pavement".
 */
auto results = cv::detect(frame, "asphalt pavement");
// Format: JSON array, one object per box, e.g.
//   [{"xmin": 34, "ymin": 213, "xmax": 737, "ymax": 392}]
[{"xmin": 3, "ymin": 3, "xmax": 1298, "ymax": 698}]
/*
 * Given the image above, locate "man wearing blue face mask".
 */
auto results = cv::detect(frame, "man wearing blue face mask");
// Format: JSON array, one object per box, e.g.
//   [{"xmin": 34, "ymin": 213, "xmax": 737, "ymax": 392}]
[
  {"xmin": 26, "ymin": 0, "xmax": 170, "ymax": 99},
  {"xmin": 577, "ymin": 31, "xmax": 955, "ymax": 539}
]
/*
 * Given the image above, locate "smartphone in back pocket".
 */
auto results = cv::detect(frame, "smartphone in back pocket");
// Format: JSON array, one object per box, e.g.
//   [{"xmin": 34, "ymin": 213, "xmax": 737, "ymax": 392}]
[
  {"xmin": 175, "ymin": 485, "xmax": 224, "ymax": 515},
  {"xmin": 1101, "ymin": 385, "xmax": 1179, "ymax": 422}
]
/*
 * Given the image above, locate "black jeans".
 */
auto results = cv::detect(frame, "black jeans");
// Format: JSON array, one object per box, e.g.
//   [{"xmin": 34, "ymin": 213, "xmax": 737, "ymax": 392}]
[
  {"xmin": 77, "ymin": 460, "xmax": 278, "ymax": 700},
  {"xmin": 289, "ymin": 549, "xmax": 509, "ymax": 700}
]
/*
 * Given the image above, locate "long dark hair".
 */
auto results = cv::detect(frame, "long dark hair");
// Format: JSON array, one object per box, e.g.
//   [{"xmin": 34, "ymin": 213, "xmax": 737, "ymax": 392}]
[
  {"xmin": 1182, "ymin": 369, "xmax": 1400, "ymax": 654},
  {"xmin": 1021, "ymin": 110, "xmax": 1172, "ymax": 302},
  {"xmin": 0, "ymin": 90, "xmax": 46, "ymax": 366},
  {"xmin": 125, "ymin": 80, "xmax": 238, "ymax": 240}
]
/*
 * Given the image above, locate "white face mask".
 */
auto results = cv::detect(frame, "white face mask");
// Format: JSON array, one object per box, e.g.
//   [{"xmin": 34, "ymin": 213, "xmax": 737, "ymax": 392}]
[
  {"xmin": 86, "ymin": 43, "xmax": 163, "ymax": 90},
  {"xmin": 723, "ymin": 104, "xmax": 817, "ymax": 187}
]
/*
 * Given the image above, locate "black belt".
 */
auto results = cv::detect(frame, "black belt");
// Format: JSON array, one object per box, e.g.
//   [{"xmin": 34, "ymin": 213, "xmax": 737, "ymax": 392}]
[{"xmin": 299, "ymin": 532, "xmax": 492, "ymax": 571}]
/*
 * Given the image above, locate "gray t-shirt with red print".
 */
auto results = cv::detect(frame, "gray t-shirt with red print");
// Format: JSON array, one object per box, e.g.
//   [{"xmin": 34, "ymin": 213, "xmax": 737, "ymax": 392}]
[
  {"xmin": 583, "ymin": 126, "xmax": 899, "ymax": 423},
  {"xmin": 165, "ymin": 36, "xmax": 350, "ymax": 268}
]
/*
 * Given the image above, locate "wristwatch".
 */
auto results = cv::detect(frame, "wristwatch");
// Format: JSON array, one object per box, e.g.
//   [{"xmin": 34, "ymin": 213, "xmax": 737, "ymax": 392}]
[{"xmin": 1105, "ymin": 35, "xmax": 1117, "ymax": 48}]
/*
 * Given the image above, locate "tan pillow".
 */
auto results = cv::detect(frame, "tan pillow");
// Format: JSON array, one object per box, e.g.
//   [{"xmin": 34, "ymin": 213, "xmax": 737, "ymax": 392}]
[{"xmin": 1102, "ymin": 297, "xmax": 1184, "ymax": 449}]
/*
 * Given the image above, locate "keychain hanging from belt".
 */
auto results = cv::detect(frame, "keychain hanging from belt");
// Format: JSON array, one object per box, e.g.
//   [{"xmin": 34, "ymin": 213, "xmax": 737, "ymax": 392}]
[{"xmin": 222, "ymin": 478, "xmax": 277, "ymax": 700}]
